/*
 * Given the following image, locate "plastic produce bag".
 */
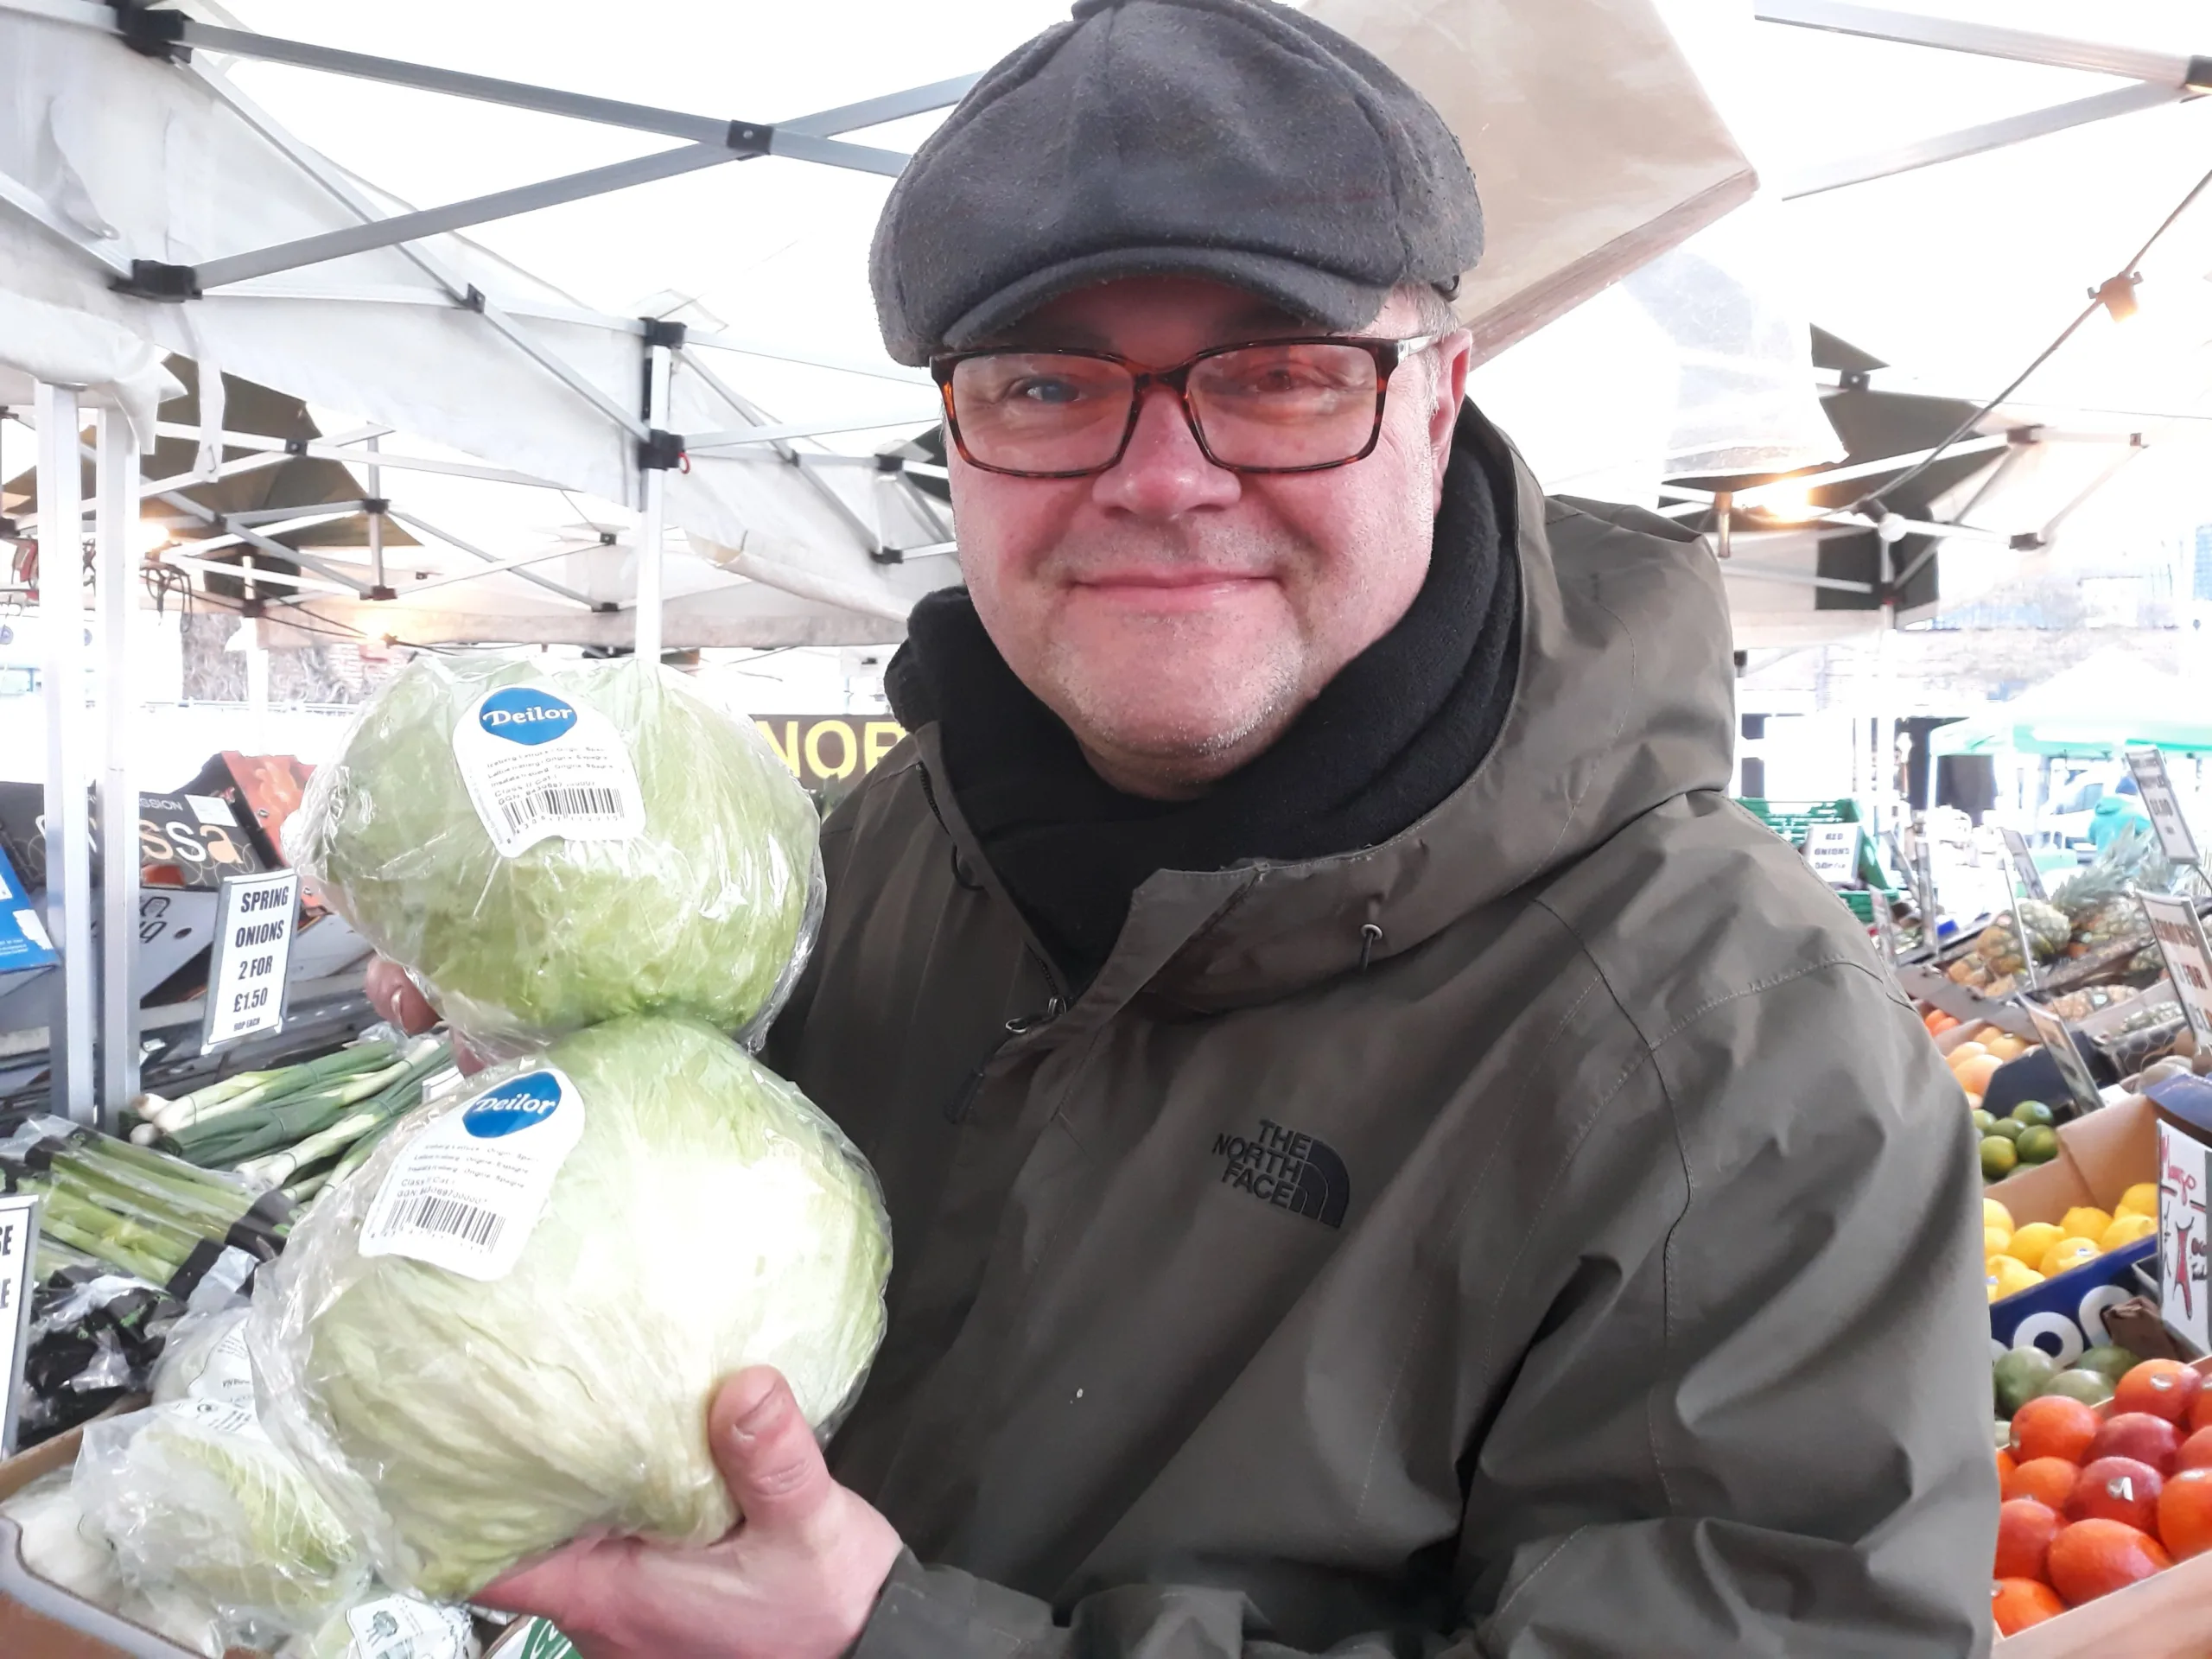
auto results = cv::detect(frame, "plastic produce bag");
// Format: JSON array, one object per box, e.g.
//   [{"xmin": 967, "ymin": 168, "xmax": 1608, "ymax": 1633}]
[
  {"xmin": 0, "ymin": 1468, "xmax": 127, "ymax": 1608},
  {"xmin": 73, "ymin": 1398, "xmax": 371, "ymax": 1648},
  {"xmin": 250, "ymin": 1014, "xmax": 892, "ymax": 1600},
  {"xmin": 287, "ymin": 653, "xmax": 822, "ymax": 1057},
  {"xmin": 282, "ymin": 1587, "xmax": 480, "ymax": 1659}
]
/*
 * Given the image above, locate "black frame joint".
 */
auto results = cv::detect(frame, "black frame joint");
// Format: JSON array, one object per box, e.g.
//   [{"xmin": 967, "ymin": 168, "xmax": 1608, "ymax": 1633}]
[
  {"xmin": 238, "ymin": 597, "xmax": 266, "ymax": 618},
  {"xmin": 112, "ymin": 2, "xmax": 190, "ymax": 60},
  {"xmin": 360, "ymin": 497, "xmax": 390, "ymax": 515},
  {"xmin": 2186, "ymin": 55, "xmax": 2212, "ymax": 94},
  {"xmin": 869, "ymin": 544, "xmax": 906, "ymax": 566},
  {"xmin": 366, "ymin": 584, "xmax": 397, "ymax": 601},
  {"xmin": 283, "ymin": 436, "xmax": 310, "ymax": 457},
  {"xmin": 2009, "ymin": 531, "xmax": 2045, "ymax": 551},
  {"xmin": 874, "ymin": 454, "xmax": 906, "ymax": 474},
  {"xmin": 638, "ymin": 429, "xmax": 685, "ymax": 471},
  {"xmin": 462, "ymin": 284, "xmax": 488, "ymax": 314},
  {"xmin": 725, "ymin": 120, "xmax": 775, "ymax": 157},
  {"xmin": 114, "ymin": 259, "xmax": 200, "ymax": 301},
  {"xmin": 640, "ymin": 318, "xmax": 687, "ymax": 349}
]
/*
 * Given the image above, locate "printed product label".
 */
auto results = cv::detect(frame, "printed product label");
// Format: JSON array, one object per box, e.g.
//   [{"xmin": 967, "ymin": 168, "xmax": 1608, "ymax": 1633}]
[
  {"xmin": 169, "ymin": 1396, "xmax": 263, "ymax": 1441},
  {"xmin": 359, "ymin": 1068, "xmax": 585, "ymax": 1281},
  {"xmin": 180, "ymin": 1321, "xmax": 257, "ymax": 1408},
  {"xmin": 346, "ymin": 1593, "xmax": 474, "ymax": 1659},
  {"xmin": 452, "ymin": 684, "xmax": 645, "ymax": 858}
]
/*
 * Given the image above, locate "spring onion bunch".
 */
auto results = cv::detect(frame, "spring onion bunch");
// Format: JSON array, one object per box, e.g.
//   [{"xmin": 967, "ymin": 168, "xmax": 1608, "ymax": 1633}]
[{"xmin": 0, "ymin": 1121, "xmax": 275, "ymax": 1287}]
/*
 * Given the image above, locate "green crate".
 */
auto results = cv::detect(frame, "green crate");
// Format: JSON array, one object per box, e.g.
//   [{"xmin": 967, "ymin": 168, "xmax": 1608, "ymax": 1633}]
[{"xmin": 1733, "ymin": 797, "xmax": 1897, "ymax": 893}]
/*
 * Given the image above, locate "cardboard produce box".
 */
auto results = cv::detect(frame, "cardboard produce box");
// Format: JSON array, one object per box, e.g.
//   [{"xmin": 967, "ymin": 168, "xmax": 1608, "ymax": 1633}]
[
  {"xmin": 0, "ymin": 1411, "xmax": 239, "ymax": 1659},
  {"xmin": 1987, "ymin": 1096, "xmax": 2161, "ymax": 1363},
  {"xmin": 1995, "ymin": 1357, "xmax": 2212, "ymax": 1655}
]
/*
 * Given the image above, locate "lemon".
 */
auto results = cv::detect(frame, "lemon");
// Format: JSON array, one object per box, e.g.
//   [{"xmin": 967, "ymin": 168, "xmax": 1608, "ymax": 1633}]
[
  {"xmin": 2118, "ymin": 1183, "xmax": 2159, "ymax": 1220},
  {"xmin": 2100, "ymin": 1212, "xmax": 2158, "ymax": 1251},
  {"xmin": 1986, "ymin": 1198, "xmax": 2016, "ymax": 1234},
  {"xmin": 2062, "ymin": 1205, "xmax": 2115, "ymax": 1242},
  {"xmin": 1986, "ymin": 1224, "xmax": 2015, "ymax": 1255},
  {"xmin": 1987, "ymin": 1255, "xmax": 2045, "ymax": 1303},
  {"xmin": 2041, "ymin": 1236, "xmax": 2102, "ymax": 1277},
  {"xmin": 2008, "ymin": 1222, "xmax": 2064, "ymax": 1266}
]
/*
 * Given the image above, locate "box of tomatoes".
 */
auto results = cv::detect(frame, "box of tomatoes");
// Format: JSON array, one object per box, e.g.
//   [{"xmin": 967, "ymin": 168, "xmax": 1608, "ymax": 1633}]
[{"xmin": 1993, "ymin": 1355, "xmax": 2212, "ymax": 1654}]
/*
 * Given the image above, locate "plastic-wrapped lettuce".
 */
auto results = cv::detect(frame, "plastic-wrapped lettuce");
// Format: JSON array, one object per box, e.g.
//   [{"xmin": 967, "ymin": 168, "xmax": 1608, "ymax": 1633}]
[
  {"xmin": 73, "ymin": 1398, "xmax": 370, "ymax": 1644},
  {"xmin": 249, "ymin": 1014, "xmax": 892, "ymax": 1601},
  {"xmin": 288, "ymin": 654, "xmax": 821, "ymax": 1055}
]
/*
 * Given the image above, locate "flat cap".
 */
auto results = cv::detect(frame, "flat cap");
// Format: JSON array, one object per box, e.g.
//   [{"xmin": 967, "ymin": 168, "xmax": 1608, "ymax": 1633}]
[{"xmin": 869, "ymin": 0, "xmax": 1483, "ymax": 366}]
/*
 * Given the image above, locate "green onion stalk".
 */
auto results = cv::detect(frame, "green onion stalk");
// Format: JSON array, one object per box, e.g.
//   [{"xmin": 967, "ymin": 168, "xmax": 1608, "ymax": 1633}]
[
  {"xmin": 129, "ymin": 1038, "xmax": 400, "ymax": 1142},
  {"xmin": 233, "ymin": 1042, "xmax": 452, "ymax": 1192}
]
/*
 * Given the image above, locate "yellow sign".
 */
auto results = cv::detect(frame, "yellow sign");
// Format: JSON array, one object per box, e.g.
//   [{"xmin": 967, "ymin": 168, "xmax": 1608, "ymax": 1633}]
[{"xmin": 753, "ymin": 716, "xmax": 907, "ymax": 789}]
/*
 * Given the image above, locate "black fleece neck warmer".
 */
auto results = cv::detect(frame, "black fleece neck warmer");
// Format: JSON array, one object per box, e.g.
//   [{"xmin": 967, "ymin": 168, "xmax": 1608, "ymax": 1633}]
[{"xmin": 885, "ymin": 405, "xmax": 1522, "ymax": 993}]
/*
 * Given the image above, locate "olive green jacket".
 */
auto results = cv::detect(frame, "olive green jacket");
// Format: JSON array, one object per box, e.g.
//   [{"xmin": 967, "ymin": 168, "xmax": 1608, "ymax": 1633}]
[{"xmin": 768, "ymin": 409, "xmax": 1997, "ymax": 1657}]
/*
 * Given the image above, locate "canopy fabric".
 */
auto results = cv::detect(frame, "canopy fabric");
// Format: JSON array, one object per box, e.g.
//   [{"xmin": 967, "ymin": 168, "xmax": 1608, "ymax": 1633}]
[{"xmin": 1929, "ymin": 650, "xmax": 2212, "ymax": 756}]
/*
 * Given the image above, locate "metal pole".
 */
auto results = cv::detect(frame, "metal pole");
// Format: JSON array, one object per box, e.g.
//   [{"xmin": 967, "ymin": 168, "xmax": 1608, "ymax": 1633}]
[
  {"xmin": 35, "ymin": 381, "xmax": 94, "ymax": 1123},
  {"xmin": 636, "ymin": 345, "xmax": 671, "ymax": 665},
  {"xmin": 95, "ymin": 408, "xmax": 139, "ymax": 1122},
  {"xmin": 366, "ymin": 435, "xmax": 386, "ymax": 597}
]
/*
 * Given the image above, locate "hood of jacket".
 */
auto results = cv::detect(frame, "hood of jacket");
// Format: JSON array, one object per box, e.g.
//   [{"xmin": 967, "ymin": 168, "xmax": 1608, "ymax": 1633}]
[{"xmin": 906, "ymin": 404, "xmax": 1737, "ymax": 1012}]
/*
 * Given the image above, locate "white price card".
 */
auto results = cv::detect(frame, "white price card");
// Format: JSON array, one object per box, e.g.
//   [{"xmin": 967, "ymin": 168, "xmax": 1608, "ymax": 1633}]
[
  {"xmin": 0, "ymin": 1193, "xmax": 40, "ymax": 1457},
  {"xmin": 1801, "ymin": 822, "xmax": 1862, "ymax": 887},
  {"xmin": 2126, "ymin": 747, "xmax": 2201, "ymax": 867},
  {"xmin": 2159, "ymin": 1119, "xmax": 2212, "ymax": 1357},
  {"xmin": 1999, "ymin": 828, "xmax": 2049, "ymax": 903},
  {"xmin": 201, "ymin": 869, "xmax": 300, "ymax": 1053},
  {"xmin": 2139, "ymin": 893, "xmax": 2212, "ymax": 1053},
  {"xmin": 2024, "ymin": 1002, "xmax": 2104, "ymax": 1117}
]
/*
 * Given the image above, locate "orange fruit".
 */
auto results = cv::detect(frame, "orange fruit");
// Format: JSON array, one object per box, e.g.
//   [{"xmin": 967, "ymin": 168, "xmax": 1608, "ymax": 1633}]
[
  {"xmin": 2179, "ymin": 1428, "xmax": 2212, "ymax": 1472},
  {"xmin": 2046, "ymin": 1518, "xmax": 2171, "ymax": 1605},
  {"xmin": 2088, "ymin": 1413, "xmax": 2183, "ymax": 1478},
  {"xmin": 2065, "ymin": 1457, "xmax": 2163, "ymax": 1534},
  {"xmin": 1955, "ymin": 1053, "xmax": 2004, "ymax": 1093},
  {"xmin": 1999, "ymin": 1448, "xmax": 2018, "ymax": 1483},
  {"xmin": 1992, "ymin": 1578, "xmax": 2065, "ymax": 1635},
  {"xmin": 2005, "ymin": 1457, "xmax": 2082, "ymax": 1510},
  {"xmin": 2191, "ymin": 1390, "xmax": 2212, "ymax": 1437},
  {"xmin": 2158, "ymin": 1467, "xmax": 2212, "ymax": 1560},
  {"xmin": 2014, "ymin": 1395, "xmax": 2101, "ymax": 1465},
  {"xmin": 2115, "ymin": 1360, "xmax": 2204, "ymax": 1425},
  {"xmin": 1995, "ymin": 1497, "xmax": 2062, "ymax": 1580}
]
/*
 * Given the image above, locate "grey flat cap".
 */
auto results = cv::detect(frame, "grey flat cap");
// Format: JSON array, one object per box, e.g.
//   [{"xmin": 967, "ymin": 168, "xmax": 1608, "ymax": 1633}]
[{"xmin": 869, "ymin": 0, "xmax": 1483, "ymax": 365}]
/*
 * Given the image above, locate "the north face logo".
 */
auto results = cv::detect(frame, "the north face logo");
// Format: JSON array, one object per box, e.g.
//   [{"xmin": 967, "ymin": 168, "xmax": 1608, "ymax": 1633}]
[{"xmin": 1212, "ymin": 1119, "xmax": 1350, "ymax": 1228}]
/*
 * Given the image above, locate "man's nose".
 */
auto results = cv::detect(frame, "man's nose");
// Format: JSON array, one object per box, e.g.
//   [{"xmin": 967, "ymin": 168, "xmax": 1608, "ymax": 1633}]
[{"xmin": 1090, "ymin": 385, "xmax": 1242, "ymax": 519}]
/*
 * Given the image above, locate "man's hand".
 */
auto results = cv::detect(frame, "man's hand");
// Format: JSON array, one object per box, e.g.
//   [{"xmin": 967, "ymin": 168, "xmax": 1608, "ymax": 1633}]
[
  {"xmin": 363, "ymin": 956, "xmax": 486, "ymax": 1074},
  {"xmin": 477, "ymin": 1368, "xmax": 905, "ymax": 1659}
]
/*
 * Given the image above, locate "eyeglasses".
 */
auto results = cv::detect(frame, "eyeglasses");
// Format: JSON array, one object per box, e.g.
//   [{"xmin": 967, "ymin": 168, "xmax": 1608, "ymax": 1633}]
[{"xmin": 931, "ymin": 334, "xmax": 1442, "ymax": 480}]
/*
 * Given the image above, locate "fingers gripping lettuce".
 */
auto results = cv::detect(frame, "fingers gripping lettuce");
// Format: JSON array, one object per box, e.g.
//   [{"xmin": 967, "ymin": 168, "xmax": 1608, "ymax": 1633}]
[
  {"xmin": 247, "ymin": 1015, "xmax": 892, "ymax": 1602},
  {"xmin": 288, "ymin": 655, "xmax": 821, "ymax": 1054}
]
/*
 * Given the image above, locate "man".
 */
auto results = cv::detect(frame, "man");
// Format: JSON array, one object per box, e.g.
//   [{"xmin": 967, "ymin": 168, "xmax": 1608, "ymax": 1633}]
[{"xmin": 423, "ymin": 1, "xmax": 1999, "ymax": 1651}]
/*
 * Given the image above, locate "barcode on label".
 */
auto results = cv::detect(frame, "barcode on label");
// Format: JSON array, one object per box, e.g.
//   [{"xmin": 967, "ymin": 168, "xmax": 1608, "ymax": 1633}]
[
  {"xmin": 499, "ymin": 784, "xmax": 624, "ymax": 836},
  {"xmin": 391, "ymin": 1192, "xmax": 505, "ymax": 1253}
]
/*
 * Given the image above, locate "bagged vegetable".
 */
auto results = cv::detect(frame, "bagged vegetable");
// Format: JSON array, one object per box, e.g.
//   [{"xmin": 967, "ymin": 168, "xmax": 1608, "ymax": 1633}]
[
  {"xmin": 287, "ymin": 654, "xmax": 821, "ymax": 1055},
  {"xmin": 73, "ymin": 1398, "xmax": 371, "ymax": 1646},
  {"xmin": 249, "ymin": 1014, "xmax": 892, "ymax": 1600},
  {"xmin": 0, "ymin": 1468, "xmax": 127, "ymax": 1608}
]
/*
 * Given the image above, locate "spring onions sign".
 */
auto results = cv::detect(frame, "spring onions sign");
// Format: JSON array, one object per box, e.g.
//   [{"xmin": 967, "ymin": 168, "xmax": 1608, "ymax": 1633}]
[
  {"xmin": 0, "ymin": 1193, "xmax": 39, "ymax": 1456},
  {"xmin": 200, "ymin": 869, "xmax": 301, "ymax": 1053}
]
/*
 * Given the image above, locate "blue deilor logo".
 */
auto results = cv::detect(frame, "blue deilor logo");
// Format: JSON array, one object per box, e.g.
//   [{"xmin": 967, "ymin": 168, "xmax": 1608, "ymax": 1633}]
[
  {"xmin": 477, "ymin": 688, "xmax": 579, "ymax": 746},
  {"xmin": 463, "ymin": 1071, "xmax": 564, "ymax": 1138}
]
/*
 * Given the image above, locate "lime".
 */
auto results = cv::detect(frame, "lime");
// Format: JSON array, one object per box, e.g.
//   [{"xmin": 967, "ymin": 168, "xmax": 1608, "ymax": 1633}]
[
  {"xmin": 1986, "ymin": 1117, "xmax": 2026, "ymax": 1142},
  {"xmin": 1995, "ymin": 1348, "xmax": 2059, "ymax": 1415},
  {"xmin": 1981, "ymin": 1136, "xmax": 2020, "ymax": 1181},
  {"xmin": 2016, "ymin": 1125, "xmax": 2060, "ymax": 1166},
  {"xmin": 2078, "ymin": 1344, "xmax": 2142, "ymax": 1383},
  {"xmin": 2011, "ymin": 1100, "xmax": 2056, "ymax": 1128},
  {"xmin": 2037, "ymin": 1369, "xmax": 2114, "ymax": 1407},
  {"xmin": 1972, "ymin": 1109, "xmax": 1998, "ymax": 1135}
]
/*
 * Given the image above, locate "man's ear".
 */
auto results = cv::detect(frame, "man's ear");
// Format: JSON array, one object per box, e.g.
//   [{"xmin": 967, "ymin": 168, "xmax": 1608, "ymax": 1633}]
[{"xmin": 1430, "ymin": 330, "xmax": 1472, "ymax": 513}]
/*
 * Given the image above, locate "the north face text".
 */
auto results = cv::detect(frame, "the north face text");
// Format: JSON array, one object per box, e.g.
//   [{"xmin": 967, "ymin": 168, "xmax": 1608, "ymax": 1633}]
[{"xmin": 1212, "ymin": 1118, "xmax": 1350, "ymax": 1228}]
